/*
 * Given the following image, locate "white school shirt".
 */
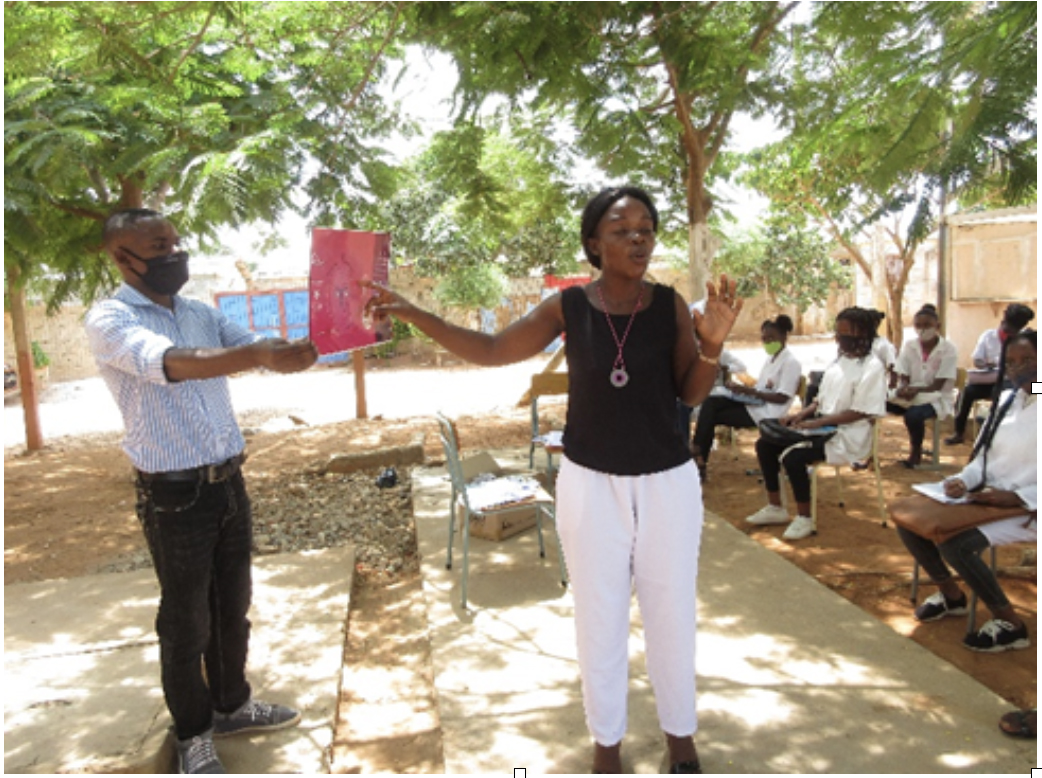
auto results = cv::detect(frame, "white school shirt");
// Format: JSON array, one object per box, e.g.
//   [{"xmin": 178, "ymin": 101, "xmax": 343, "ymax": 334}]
[
  {"xmin": 85, "ymin": 284, "xmax": 263, "ymax": 473},
  {"xmin": 871, "ymin": 337, "xmax": 897, "ymax": 370},
  {"xmin": 893, "ymin": 336, "xmax": 959, "ymax": 418},
  {"xmin": 817, "ymin": 354, "xmax": 887, "ymax": 465},
  {"xmin": 971, "ymin": 328, "xmax": 1004, "ymax": 368},
  {"xmin": 958, "ymin": 389, "xmax": 1038, "ymax": 546},
  {"xmin": 746, "ymin": 347, "xmax": 802, "ymax": 424}
]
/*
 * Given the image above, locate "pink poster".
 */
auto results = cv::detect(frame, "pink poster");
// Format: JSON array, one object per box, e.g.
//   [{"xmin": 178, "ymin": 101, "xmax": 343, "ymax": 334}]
[{"xmin": 309, "ymin": 229, "xmax": 392, "ymax": 354}]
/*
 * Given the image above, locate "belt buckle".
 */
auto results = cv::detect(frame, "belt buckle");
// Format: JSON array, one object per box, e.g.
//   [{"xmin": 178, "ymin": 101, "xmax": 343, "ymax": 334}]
[{"xmin": 205, "ymin": 463, "xmax": 223, "ymax": 483}]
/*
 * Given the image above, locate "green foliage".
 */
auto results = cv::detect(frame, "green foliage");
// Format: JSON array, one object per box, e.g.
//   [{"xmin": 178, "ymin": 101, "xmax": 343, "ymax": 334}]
[
  {"xmin": 369, "ymin": 316, "xmax": 419, "ymax": 359},
  {"xmin": 5, "ymin": 1, "xmax": 406, "ymax": 308},
  {"xmin": 403, "ymin": 0, "xmax": 801, "ymax": 279},
  {"xmin": 715, "ymin": 216, "xmax": 850, "ymax": 311},
  {"xmin": 741, "ymin": 0, "xmax": 1035, "ymax": 339},
  {"xmin": 433, "ymin": 263, "xmax": 509, "ymax": 312},
  {"xmin": 378, "ymin": 114, "xmax": 582, "ymax": 279},
  {"xmin": 30, "ymin": 341, "xmax": 50, "ymax": 370}
]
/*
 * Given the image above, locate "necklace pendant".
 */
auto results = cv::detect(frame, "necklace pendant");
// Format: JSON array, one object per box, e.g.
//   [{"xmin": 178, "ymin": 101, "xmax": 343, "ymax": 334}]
[{"xmin": 610, "ymin": 368, "xmax": 629, "ymax": 388}]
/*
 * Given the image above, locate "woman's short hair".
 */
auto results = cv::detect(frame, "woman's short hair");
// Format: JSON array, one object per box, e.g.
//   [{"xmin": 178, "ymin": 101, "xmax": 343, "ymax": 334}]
[{"xmin": 580, "ymin": 186, "xmax": 659, "ymax": 268}]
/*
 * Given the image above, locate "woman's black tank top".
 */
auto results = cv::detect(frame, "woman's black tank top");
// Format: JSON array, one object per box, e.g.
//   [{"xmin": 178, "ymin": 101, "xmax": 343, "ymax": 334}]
[{"xmin": 561, "ymin": 283, "xmax": 691, "ymax": 475}]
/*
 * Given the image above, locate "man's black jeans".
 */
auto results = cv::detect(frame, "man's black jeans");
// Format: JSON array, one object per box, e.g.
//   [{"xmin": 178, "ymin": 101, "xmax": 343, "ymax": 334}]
[{"xmin": 136, "ymin": 470, "xmax": 253, "ymax": 740}]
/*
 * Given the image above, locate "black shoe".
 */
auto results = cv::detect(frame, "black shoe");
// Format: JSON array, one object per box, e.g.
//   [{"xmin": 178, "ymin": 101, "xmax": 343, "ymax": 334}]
[
  {"xmin": 944, "ymin": 434, "xmax": 965, "ymax": 446},
  {"xmin": 914, "ymin": 591, "xmax": 969, "ymax": 622},
  {"xmin": 670, "ymin": 760, "xmax": 702, "ymax": 774},
  {"xmin": 963, "ymin": 619, "xmax": 1030, "ymax": 653}
]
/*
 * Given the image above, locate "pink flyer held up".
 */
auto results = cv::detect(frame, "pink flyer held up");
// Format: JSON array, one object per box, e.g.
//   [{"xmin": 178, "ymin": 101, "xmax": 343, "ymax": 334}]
[{"xmin": 309, "ymin": 229, "xmax": 392, "ymax": 354}]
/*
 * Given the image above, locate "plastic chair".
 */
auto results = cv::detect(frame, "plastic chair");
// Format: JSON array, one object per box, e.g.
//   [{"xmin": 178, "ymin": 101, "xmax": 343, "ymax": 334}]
[{"xmin": 436, "ymin": 413, "xmax": 567, "ymax": 609}]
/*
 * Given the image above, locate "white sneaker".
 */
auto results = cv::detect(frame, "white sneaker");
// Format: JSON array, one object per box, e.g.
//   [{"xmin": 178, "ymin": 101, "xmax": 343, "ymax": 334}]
[
  {"xmin": 782, "ymin": 515, "xmax": 816, "ymax": 540},
  {"xmin": 745, "ymin": 504, "xmax": 790, "ymax": 526}
]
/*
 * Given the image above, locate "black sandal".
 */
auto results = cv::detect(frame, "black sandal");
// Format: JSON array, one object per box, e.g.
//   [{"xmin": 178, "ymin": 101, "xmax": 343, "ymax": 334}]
[{"xmin": 999, "ymin": 709, "xmax": 1037, "ymax": 739}]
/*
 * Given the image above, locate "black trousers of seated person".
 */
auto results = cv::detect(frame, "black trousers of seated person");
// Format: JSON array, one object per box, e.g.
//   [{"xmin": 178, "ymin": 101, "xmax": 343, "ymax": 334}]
[
  {"xmin": 690, "ymin": 396, "xmax": 756, "ymax": 464},
  {"xmin": 755, "ymin": 435, "xmax": 829, "ymax": 504}
]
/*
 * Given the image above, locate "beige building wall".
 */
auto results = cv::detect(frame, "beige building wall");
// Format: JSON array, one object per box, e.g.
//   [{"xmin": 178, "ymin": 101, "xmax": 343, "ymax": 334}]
[{"xmin": 945, "ymin": 208, "xmax": 1037, "ymax": 367}]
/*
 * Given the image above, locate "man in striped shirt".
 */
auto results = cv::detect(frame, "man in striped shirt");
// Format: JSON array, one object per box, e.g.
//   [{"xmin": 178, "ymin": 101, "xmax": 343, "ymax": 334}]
[{"xmin": 86, "ymin": 209, "xmax": 319, "ymax": 774}]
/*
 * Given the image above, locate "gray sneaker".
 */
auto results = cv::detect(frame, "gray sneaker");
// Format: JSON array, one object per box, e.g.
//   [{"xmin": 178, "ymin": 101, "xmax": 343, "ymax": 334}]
[
  {"xmin": 177, "ymin": 731, "xmax": 225, "ymax": 774},
  {"xmin": 213, "ymin": 698, "xmax": 301, "ymax": 738}
]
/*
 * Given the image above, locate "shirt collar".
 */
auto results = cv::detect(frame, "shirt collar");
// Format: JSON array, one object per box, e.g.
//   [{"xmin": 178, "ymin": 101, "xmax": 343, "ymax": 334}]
[{"xmin": 115, "ymin": 282, "xmax": 179, "ymax": 311}]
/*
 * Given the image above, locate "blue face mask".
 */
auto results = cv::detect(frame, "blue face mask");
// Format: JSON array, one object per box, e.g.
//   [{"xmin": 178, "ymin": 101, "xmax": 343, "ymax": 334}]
[{"xmin": 123, "ymin": 248, "xmax": 190, "ymax": 296}]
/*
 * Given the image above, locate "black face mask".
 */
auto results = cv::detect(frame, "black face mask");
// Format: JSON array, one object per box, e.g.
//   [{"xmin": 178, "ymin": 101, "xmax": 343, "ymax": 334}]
[
  {"xmin": 122, "ymin": 248, "xmax": 190, "ymax": 296},
  {"xmin": 836, "ymin": 335, "xmax": 869, "ymax": 358}
]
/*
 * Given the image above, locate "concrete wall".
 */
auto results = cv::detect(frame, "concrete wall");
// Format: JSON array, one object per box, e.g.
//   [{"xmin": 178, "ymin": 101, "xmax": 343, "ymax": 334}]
[{"xmin": 944, "ymin": 209, "xmax": 1037, "ymax": 368}]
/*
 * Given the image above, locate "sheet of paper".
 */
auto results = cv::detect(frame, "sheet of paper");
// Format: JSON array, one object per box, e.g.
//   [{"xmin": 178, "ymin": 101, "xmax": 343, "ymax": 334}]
[
  {"xmin": 309, "ymin": 229, "xmax": 391, "ymax": 354},
  {"xmin": 533, "ymin": 430, "xmax": 564, "ymax": 448},
  {"xmin": 466, "ymin": 474, "xmax": 543, "ymax": 511},
  {"xmin": 913, "ymin": 481, "xmax": 971, "ymax": 505}
]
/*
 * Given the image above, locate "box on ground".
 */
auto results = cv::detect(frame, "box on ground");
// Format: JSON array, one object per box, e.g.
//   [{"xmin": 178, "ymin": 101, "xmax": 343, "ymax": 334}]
[{"xmin": 457, "ymin": 451, "xmax": 553, "ymax": 542}]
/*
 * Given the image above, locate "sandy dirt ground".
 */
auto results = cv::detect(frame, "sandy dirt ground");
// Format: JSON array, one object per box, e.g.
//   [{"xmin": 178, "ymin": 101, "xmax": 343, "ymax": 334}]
[{"xmin": 4, "ymin": 349, "xmax": 1036, "ymax": 772}]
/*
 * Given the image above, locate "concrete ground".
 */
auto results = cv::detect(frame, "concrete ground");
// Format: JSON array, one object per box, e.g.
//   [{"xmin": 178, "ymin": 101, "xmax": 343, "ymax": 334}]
[
  {"xmin": 412, "ymin": 451, "xmax": 1037, "ymax": 775},
  {"xmin": 4, "ymin": 449, "xmax": 1037, "ymax": 774},
  {"xmin": 4, "ymin": 547, "xmax": 354, "ymax": 774}
]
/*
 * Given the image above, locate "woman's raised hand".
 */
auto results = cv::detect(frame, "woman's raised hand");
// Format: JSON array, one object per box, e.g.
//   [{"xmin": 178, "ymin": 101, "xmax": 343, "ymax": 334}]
[
  {"xmin": 693, "ymin": 274, "xmax": 743, "ymax": 350},
  {"xmin": 360, "ymin": 280, "xmax": 418, "ymax": 324}
]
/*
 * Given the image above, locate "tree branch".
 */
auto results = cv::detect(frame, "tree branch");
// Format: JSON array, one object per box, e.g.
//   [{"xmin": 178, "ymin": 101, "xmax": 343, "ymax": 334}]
[{"xmin": 168, "ymin": 4, "xmax": 217, "ymax": 84}]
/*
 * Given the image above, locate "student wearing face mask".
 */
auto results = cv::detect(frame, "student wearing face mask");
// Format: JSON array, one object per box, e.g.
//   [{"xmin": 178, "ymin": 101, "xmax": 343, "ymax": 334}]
[
  {"xmin": 745, "ymin": 307, "xmax": 887, "ymax": 541},
  {"xmin": 887, "ymin": 304, "xmax": 959, "ymax": 468},
  {"xmin": 85, "ymin": 209, "xmax": 319, "ymax": 774},
  {"xmin": 690, "ymin": 315, "xmax": 802, "ymax": 481}
]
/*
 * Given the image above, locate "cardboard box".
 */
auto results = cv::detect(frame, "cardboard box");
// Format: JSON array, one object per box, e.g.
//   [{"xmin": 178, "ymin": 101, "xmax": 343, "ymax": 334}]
[{"xmin": 457, "ymin": 452, "xmax": 552, "ymax": 542}]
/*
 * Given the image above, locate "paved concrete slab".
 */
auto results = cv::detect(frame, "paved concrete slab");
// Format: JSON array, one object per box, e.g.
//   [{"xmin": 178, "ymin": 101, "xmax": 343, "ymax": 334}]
[
  {"xmin": 4, "ymin": 546, "xmax": 354, "ymax": 774},
  {"xmin": 413, "ymin": 450, "xmax": 1037, "ymax": 774}
]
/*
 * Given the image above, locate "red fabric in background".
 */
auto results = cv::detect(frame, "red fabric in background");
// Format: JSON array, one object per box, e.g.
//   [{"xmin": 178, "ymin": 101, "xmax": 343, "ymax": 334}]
[{"xmin": 309, "ymin": 229, "xmax": 391, "ymax": 354}]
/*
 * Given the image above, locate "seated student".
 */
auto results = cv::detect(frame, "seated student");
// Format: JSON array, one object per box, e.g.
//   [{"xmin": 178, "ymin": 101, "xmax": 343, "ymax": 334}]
[
  {"xmin": 897, "ymin": 330, "xmax": 1036, "ymax": 652},
  {"xmin": 745, "ymin": 307, "xmax": 887, "ymax": 541},
  {"xmin": 690, "ymin": 315, "xmax": 802, "ymax": 480},
  {"xmin": 851, "ymin": 308, "xmax": 899, "ymax": 472},
  {"xmin": 886, "ymin": 304, "xmax": 958, "ymax": 468},
  {"xmin": 945, "ymin": 303, "xmax": 1035, "ymax": 445}
]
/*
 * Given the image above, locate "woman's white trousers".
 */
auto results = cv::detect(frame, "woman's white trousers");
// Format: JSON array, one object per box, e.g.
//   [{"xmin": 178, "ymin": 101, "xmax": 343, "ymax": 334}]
[{"xmin": 555, "ymin": 455, "xmax": 703, "ymax": 746}]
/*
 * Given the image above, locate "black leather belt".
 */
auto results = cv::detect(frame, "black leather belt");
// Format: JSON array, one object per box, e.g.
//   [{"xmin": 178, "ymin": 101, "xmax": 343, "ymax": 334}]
[{"xmin": 137, "ymin": 454, "xmax": 245, "ymax": 484}]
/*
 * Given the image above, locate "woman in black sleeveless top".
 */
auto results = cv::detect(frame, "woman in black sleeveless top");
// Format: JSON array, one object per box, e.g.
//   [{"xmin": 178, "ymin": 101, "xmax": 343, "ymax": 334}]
[{"xmin": 365, "ymin": 187, "xmax": 742, "ymax": 774}]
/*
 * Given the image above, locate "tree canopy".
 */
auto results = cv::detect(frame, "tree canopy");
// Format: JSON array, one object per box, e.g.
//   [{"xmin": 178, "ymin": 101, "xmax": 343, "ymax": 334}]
[
  {"xmin": 404, "ymin": 1, "xmax": 801, "ymax": 295},
  {"xmin": 5, "ymin": 1, "xmax": 405, "ymax": 308},
  {"xmin": 376, "ymin": 114, "xmax": 581, "ymax": 280},
  {"xmin": 5, "ymin": 0, "xmax": 1036, "ymax": 316},
  {"xmin": 741, "ymin": 0, "xmax": 1036, "ymax": 343}
]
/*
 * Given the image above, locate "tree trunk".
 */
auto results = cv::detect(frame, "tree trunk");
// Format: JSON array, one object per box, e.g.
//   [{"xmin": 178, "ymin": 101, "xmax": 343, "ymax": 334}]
[
  {"xmin": 8, "ymin": 266, "xmax": 44, "ymax": 450},
  {"xmin": 886, "ymin": 284, "xmax": 905, "ymax": 351},
  {"xmin": 352, "ymin": 350, "xmax": 367, "ymax": 419}
]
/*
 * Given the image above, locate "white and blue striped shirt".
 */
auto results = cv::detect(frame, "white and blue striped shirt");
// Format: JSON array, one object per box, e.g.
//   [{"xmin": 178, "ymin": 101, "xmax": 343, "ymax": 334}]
[{"xmin": 85, "ymin": 284, "xmax": 262, "ymax": 473}]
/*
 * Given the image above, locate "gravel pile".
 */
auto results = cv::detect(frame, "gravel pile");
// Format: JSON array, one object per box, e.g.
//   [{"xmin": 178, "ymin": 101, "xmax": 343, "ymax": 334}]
[
  {"xmin": 250, "ymin": 467, "xmax": 418, "ymax": 585},
  {"xmin": 97, "ymin": 466, "xmax": 420, "ymax": 587}
]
